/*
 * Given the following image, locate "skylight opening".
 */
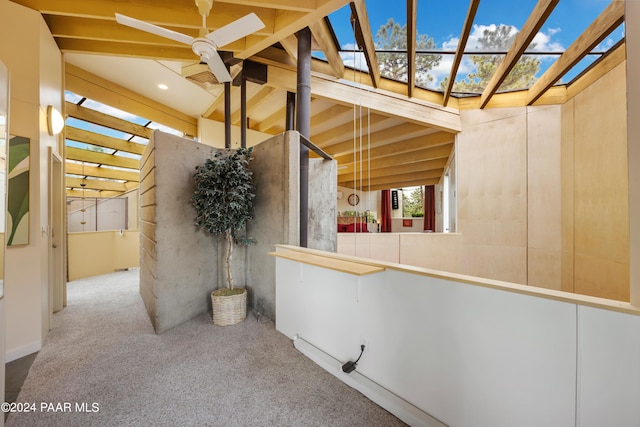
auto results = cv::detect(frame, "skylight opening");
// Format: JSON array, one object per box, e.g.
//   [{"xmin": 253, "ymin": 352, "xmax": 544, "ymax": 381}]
[{"xmin": 66, "ymin": 140, "xmax": 116, "ymax": 155}]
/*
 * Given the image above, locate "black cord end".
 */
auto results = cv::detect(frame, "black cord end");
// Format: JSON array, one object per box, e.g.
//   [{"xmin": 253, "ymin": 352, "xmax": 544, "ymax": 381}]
[
  {"xmin": 342, "ymin": 344, "xmax": 366, "ymax": 374},
  {"xmin": 342, "ymin": 360, "xmax": 357, "ymax": 373}
]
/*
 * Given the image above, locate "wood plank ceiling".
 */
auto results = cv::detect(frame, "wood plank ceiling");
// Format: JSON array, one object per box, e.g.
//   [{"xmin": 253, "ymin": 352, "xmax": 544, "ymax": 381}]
[{"xmin": 9, "ymin": 0, "xmax": 626, "ymax": 197}]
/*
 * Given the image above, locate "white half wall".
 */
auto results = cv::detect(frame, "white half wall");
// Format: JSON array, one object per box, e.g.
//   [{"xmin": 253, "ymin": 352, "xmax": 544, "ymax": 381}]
[{"xmin": 275, "ymin": 246, "xmax": 640, "ymax": 427}]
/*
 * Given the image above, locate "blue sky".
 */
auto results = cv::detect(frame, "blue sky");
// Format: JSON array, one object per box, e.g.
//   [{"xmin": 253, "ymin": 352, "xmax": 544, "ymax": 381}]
[{"xmin": 327, "ymin": 0, "xmax": 624, "ymax": 90}]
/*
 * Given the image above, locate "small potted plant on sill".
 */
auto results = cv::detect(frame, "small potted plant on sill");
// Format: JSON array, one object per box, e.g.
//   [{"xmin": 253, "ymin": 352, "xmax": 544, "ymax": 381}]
[{"xmin": 192, "ymin": 147, "xmax": 255, "ymax": 326}]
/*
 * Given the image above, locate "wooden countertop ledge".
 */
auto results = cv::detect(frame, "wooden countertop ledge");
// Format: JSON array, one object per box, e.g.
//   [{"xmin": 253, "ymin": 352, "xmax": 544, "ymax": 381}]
[{"xmin": 270, "ymin": 250, "xmax": 385, "ymax": 276}]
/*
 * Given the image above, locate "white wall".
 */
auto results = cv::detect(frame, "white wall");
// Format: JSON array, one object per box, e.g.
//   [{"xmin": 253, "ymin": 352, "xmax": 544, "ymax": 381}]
[
  {"xmin": 0, "ymin": 1, "xmax": 63, "ymax": 361},
  {"xmin": 275, "ymin": 246, "xmax": 640, "ymax": 427},
  {"xmin": 337, "ymin": 186, "xmax": 380, "ymax": 216}
]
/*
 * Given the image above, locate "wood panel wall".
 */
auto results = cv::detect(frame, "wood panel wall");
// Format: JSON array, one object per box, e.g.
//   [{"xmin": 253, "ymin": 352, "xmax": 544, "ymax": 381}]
[{"xmin": 562, "ymin": 62, "xmax": 629, "ymax": 301}]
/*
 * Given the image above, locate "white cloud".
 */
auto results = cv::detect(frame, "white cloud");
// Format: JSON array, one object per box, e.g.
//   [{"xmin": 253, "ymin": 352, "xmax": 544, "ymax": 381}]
[
  {"xmin": 442, "ymin": 37, "xmax": 459, "ymax": 51},
  {"xmin": 465, "ymin": 24, "xmax": 518, "ymax": 50},
  {"xmin": 340, "ymin": 43, "xmax": 369, "ymax": 72},
  {"xmin": 530, "ymin": 31, "xmax": 564, "ymax": 52},
  {"xmin": 547, "ymin": 27, "xmax": 561, "ymax": 36}
]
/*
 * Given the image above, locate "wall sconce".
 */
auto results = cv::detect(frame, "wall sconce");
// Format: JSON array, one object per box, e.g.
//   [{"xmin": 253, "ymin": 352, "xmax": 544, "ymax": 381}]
[{"xmin": 47, "ymin": 105, "xmax": 64, "ymax": 136}]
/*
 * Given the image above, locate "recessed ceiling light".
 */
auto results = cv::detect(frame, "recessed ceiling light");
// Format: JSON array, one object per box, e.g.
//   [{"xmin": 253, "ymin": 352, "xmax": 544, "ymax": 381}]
[{"xmin": 157, "ymin": 84, "xmax": 169, "ymax": 90}]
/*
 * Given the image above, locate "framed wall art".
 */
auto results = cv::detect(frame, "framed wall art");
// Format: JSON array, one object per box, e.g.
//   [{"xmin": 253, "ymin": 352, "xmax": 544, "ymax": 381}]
[{"xmin": 7, "ymin": 135, "xmax": 30, "ymax": 246}]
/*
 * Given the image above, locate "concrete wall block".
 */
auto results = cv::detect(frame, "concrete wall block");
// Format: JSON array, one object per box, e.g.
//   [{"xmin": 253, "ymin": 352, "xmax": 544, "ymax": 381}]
[
  {"xmin": 144, "ymin": 130, "xmax": 336, "ymax": 330},
  {"xmin": 308, "ymin": 158, "xmax": 337, "ymax": 252},
  {"xmin": 247, "ymin": 132, "xmax": 299, "ymax": 320}
]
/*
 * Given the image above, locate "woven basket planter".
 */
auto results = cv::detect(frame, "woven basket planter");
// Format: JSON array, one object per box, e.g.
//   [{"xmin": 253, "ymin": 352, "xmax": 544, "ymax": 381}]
[{"xmin": 211, "ymin": 288, "xmax": 247, "ymax": 326}]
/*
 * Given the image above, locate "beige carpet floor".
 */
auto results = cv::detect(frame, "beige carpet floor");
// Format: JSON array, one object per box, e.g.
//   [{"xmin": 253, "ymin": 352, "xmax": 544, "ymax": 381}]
[{"xmin": 6, "ymin": 269, "xmax": 405, "ymax": 427}]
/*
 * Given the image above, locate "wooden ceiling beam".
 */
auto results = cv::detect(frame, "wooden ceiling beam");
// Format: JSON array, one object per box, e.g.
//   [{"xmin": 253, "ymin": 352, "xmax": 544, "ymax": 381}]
[
  {"xmin": 267, "ymin": 66, "xmax": 461, "ymax": 131},
  {"xmin": 479, "ymin": 0, "xmax": 559, "ymax": 108},
  {"xmin": 566, "ymin": 40, "xmax": 625, "ymax": 101},
  {"xmin": 310, "ymin": 18, "xmax": 345, "ymax": 78},
  {"xmin": 310, "ymin": 113, "xmax": 391, "ymax": 147},
  {"xmin": 66, "ymin": 177, "xmax": 127, "ymax": 192},
  {"xmin": 339, "ymin": 169, "xmax": 443, "ymax": 189},
  {"xmin": 279, "ymin": 34, "xmax": 299, "ymax": 61},
  {"xmin": 526, "ymin": 0, "xmax": 624, "ymax": 105},
  {"xmin": 66, "ymin": 63, "xmax": 197, "ymax": 136},
  {"xmin": 66, "ymin": 189, "xmax": 123, "ymax": 198},
  {"xmin": 213, "ymin": 0, "xmax": 317, "ymax": 12},
  {"xmin": 340, "ymin": 178, "xmax": 440, "ymax": 192},
  {"xmin": 66, "ymin": 127, "xmax": 146, "ymax": 155},
  {"xmin": 65, "ymin": 102, "xmax": 153, "ymax": 139},
  {"xmin": 14, "ymin": 0, "xmax": 277, "ymax": 30},
  {"xmin": 57, "ymin": 38, "xmax": 197, "ymax": 61},
  {"xmin": 46, "ymin": 15, "xmax": 195, "ymax": 46},
  {"xmin": 238, "ymin": 0, "xmax": 351, "ymax": 59},
  {"xmin": 350, "ymin": 0, "xmax": 381, "ymax": 88},
  {"xmin": 335, "ymin": 142, "xmax": 453, "ymax": 165},
  {"xmin": 322, "ymin": 128, "xmax": 452, "ymax": 159},
  {"xmin": 310, "ymin": 74, "xmax": 461, "ymax": 131},
  {"xmin": 310, "ymin": 106, "xmax": 354, "ymax": 136},
  {"xmin": 231, "ymin": 86, "xmax": 274, "ymax": 125},
  {"xmin": 255, "ymin": 105, "xmax": 286, "ymax": 133},
  {"xmin": 338, "ymin": 157, "xmax": 448, "ymax": 178},
  {"xmin": 407, "ymin": 0, "xmax": 417, "ymax": 98},
  {"xmin": 314, "ymin": 120, "xmax": 432, "ymax": 151},
  {"xmin": 66, "ymin": 147, "xmax": 140, "ymax": 169},
  {"xmin": 443, "ymin": 0, "xmax": 480, "ymax": 106},
  {"xmin": 66, "ymin": 162, "xmax": 139, "ymax": 182}
]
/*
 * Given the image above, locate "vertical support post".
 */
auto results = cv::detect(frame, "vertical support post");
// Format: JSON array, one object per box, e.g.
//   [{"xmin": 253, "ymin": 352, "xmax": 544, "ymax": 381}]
[
  {"xmin": 286, "ymin": 91, "xmax": 296, "ymax": 131},
  {"xmin": 296, "ymin": 27, "xmax": 311, "ymax": 248},
  {"xmin": 224, "ymin": 80, "xmax": 231, "ymax": 149},
  {"xmin": 241, "ymin": 74, "xmax": 247, "ymax": 148}
]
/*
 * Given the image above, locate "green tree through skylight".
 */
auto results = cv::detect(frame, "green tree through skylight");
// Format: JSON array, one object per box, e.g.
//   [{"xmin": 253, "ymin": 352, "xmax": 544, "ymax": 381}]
[
  {"xmin": 375, "ymin": 18, "xmax": 441, "ymax": 86},
  {"xmin": 441, "ymin": 24, "xmax": 540, "ymax": 93}
]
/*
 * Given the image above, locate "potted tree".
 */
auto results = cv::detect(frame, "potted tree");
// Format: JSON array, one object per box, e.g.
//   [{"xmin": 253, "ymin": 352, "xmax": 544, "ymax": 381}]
[{"xmin": 192, "ymin": 147, "xmax": 255, "ymax": 326}]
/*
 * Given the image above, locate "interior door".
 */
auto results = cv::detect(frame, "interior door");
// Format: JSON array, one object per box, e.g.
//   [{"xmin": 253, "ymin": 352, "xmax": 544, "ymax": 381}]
[{"xmin": 49, "ymin": 148, "xmax": 65, "ymax": 312}]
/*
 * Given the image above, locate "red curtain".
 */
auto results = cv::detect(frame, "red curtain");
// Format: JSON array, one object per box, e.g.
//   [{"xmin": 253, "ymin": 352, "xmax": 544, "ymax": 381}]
[
  {"xmin": 423, "ymin": 185, "xmax": 435, "ymax": 232},
  {"xmin": 380, "ymin": 190, "xmax": 392, "ymax": 232}
]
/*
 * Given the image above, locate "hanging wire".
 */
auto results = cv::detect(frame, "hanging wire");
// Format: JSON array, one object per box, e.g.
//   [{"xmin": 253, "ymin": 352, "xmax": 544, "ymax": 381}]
[{"xmin": 350, "ymin": 12, "xmax": 358, "ymax": 238}]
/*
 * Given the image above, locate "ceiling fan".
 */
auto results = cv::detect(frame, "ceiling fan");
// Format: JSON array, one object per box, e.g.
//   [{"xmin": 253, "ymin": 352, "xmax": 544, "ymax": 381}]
[{"xmin": 115, "ymin": 0, "xmax": 264, "ymax": 83}]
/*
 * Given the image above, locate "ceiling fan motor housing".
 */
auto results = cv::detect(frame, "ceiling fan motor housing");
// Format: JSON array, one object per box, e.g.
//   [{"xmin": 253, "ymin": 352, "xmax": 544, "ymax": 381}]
[
  {"xmin": 195, "ymin": 0, "xmax": 214, "ymax": 16},
  {"xmin": 192, "ymin": 38, "xmax": 216, "ymax": 61}
]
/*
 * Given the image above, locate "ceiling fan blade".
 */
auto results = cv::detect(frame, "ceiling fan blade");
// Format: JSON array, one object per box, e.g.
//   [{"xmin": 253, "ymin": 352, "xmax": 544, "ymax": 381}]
[
  {"xmin": 205, "ymin": 52, "xmax": 232, "ymax": 83},
  {"xmin": 115, "ymin": 13, "xmax": 194, "ymax": 46},
  {"xmin": 206, "ymin": 13, "xmax": 265, "ymax": 48}
]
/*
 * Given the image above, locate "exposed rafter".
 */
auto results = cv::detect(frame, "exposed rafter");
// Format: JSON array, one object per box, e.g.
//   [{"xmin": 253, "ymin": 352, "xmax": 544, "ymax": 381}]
[
  {"xmin": 479, "ymin": 0, "xmax": 559, "ymax": 108},
  {"xmin": 526, "ymin": 0, "xmax": 624, "ymax": 105},
  {"xmin": 406, "ymin": 0, "xmax": 417, "ymax": 98},
  {"xmin": 443, "ymin": 0, "xmax": 480, "ymax": 106},
  {"xmin": 66, "ymin": 127, "xmax": 146, "ymax": 155},
  {"xmin": 13, "ymin": 0, "xmax": 625, "ymax": 193},
  {"xmin": 66, "ymin": 64, "xmax": 197, "ymax": 136},
  {"xmin": 350, "ymin": 0, "xmax": 381, "ymax": 88},
  {"xmin": 310, "ymin": 17, "xmax": 345, "ymax": 78}
]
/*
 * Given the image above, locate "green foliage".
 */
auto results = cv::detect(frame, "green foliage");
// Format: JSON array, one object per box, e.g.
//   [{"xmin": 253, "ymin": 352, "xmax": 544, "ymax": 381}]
[
  {"xmin": 7, "ymin": 136, "xmax": 30, "ymax": 246},
  {"xmin": 402, "ymin": 187, "xmax": 424, "ymax": 218},
  {"xmin": 375, "ymin": 18, "xmax": 441, "ymax": 87},
  {"xmin": 440, "ymin": 24, "xmax": 540, "ymax": 93},
  {"xmin": 192, "ymin": 147, "xmax": 255, "ymax": 244}
]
